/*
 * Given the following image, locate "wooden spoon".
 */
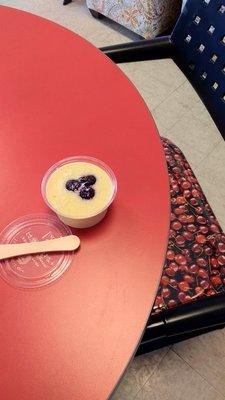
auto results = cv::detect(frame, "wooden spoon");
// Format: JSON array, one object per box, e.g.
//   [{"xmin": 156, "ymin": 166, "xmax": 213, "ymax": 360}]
[{"xmin": 0, "ymin": 235, "xmax": 80, "ymax": 260}]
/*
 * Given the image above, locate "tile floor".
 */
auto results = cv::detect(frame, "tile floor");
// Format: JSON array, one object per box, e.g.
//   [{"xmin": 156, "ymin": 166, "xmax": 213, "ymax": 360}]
[{"xmin": 1, "ymin": 1, "xmax": 225, "ymax": 399}]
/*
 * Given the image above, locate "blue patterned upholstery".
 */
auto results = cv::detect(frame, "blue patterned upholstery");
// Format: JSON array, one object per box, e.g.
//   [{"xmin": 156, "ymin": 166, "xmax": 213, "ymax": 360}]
[{"xmin": 171, "ymin": 0, "xmax": 225, "ymax": 138}]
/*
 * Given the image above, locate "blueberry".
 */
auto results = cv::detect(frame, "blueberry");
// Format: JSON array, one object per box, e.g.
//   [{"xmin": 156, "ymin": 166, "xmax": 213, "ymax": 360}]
[
  {"xmin": 79, "ymin": 186, "xmax": 95, "ymax": 199},
  {"xmin": 79, "ymin": 176, "xmax": 88, "ymax": 183},
  {"xmin": 66, "ymin": 179, "xmax": 81, "ymax": 191},
  {"xmin": 79, "ymin": 175, "xmax": 96, "ymax": 186}
]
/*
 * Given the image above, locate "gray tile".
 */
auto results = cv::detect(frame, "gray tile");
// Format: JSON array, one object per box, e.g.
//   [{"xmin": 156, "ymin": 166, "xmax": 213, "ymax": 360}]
[
  {"xmin": 173, "ymin": 329, "xmax": 225, "ymax": 396},
  {"xmin": 134, "ymin": 350, "xmax": 225, "ymax": 400},
  {"xmin": 153, "ymin": 80, "xmax": 200, "ymax": 131},
  {"xmin": 119, "ymin": 60, "xmax": 186, "ymax": 111},
  {"xmin": 164, "ymin": 107, "xmax": 221, "ymax": 169},
  {"xmin": 194, "ymin": 140, "xmax": 225, "ymax": 230},
  {"xmin": 111, "ymin": 347, "xmax": 169, "ymax": 400},
  {"xmin": 151, "ymin": 109, "xmax": 168, "ymax": 136},
  {"xmin": 190, "ymin": 99, "xmax": 216, "ymax": 125}
]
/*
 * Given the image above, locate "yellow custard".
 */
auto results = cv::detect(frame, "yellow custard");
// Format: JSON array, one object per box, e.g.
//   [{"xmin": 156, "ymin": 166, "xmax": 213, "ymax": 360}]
[{"xmin": 46, "ymin": 161, "xmax": 114, "ymax": 219}]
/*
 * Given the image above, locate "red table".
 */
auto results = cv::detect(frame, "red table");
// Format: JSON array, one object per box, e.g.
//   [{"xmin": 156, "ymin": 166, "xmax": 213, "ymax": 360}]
[{"xmin": 0, "ymin": 6, "xmax": 169, "ymax": 400}]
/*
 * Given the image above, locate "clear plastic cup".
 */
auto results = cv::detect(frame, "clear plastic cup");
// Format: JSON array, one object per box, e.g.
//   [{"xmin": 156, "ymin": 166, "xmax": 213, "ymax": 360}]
[{"xmin": 41, "ymin": 156, "xmax": 117, "ymax": 228}]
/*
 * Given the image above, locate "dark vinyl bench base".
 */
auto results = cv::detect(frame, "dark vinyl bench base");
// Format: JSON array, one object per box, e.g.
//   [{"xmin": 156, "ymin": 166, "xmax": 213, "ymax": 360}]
[{"xmin": 137, "ymin": 293, "xmax": 225, "ymax": 355}]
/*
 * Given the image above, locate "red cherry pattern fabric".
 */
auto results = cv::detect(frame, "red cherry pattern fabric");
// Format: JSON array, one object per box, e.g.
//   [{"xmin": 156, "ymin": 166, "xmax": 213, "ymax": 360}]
[{"xmin": 152, "ymin": 138, "xmax": 225, "ymax": 315}]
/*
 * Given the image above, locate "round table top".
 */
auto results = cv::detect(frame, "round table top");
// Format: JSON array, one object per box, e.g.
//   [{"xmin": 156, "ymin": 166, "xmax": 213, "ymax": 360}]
[{"xmin": 0, "ymin": 6, "xmax": 169, "ymax": 400}]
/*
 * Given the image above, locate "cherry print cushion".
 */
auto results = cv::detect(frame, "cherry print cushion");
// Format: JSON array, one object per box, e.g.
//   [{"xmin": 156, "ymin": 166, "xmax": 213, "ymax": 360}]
[{"xmin": 152, "ymin": 138, "xmax": 225, "ymax": 315}]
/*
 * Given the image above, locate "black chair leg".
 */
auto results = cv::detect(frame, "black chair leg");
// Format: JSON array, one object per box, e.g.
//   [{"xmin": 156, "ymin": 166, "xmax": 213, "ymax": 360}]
[
  {"xmin": 100, "ymin": 36, "xmax": 174, "ymax": 63},
  {"xmin": 89, "ymin": 9, "xmax": 104, "ymax": 19},
  {"xmin": 63, "ymin": 0, "xmax": 72, "ymax": 4}
]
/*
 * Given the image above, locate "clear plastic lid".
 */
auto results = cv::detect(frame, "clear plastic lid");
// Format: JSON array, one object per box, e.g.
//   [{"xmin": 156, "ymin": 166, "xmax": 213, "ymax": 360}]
[{"xmin": 0, "ymin": 214, "xmax": 74, "ymax": 289}]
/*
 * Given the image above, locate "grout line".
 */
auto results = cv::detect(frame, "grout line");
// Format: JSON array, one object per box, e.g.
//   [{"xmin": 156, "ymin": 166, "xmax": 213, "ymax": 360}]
[
  {"xmin": 110, "ymin": 347, "xmax": 170, "ymax": 400},
  {"xmin": 133, "ymin": 347, "xmax": 171, "ymax": 399},
  {"xmin": 121, "ymin": 65, "xmax": 187, "ymax": 115},
  {"xmin": 152, "ymin": 112, "xmax": 182, "ymax": 139},
  {"xmin": 152, "ymin": 77, "xmax": 194, "ymax": 111},
  {"xmin": 156, "ymin": 118, "xmax": 222, "ymax": 171},
  {"xmin": 152, "ymin": 79, "xmax": 188, "ymax": 113},
  {"xmin": 142, "ymin": 347, "xmax": 171, "ymax": 385},
  {"xmin": 194, "ymin": 139, "xmax": 223, "ymax": 171},
  {"xmin": 152, "ymin": 101, "xmax": 203, "ymax": 141},
  {"xmin": 171, "ymin": 348, "xmax": 225, "ymax": 399}
]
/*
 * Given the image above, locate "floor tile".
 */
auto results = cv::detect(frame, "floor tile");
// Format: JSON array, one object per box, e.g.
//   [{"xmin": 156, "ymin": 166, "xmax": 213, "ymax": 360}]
[
  {"xmin": 110, "ymin": 347, "xmax": 169, "ymax": 400},
  {"xmin": 164, "ymin": 106, "xmax": 221, "ymax": 169},
  {"xmin": 134, "ymin": 350, "xmax": 225, "ymax": 400},
  {"xmin": 194, "ymin": 140, "xmax": 225, "ymax": 230},
  {"xmin": 120, "ymin": 60, "xmax": 186, "ymax": 111},
  {"xmin": 153, "ymin": 80, "xmax": 200, "ymax": 130},
  {"xmin": 173, "ymin": 328, "xmax": 225, "ymax": 396},
  {"xmin": 189, "ymin": 99, "xmax": 217, "ymax": 125}
]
